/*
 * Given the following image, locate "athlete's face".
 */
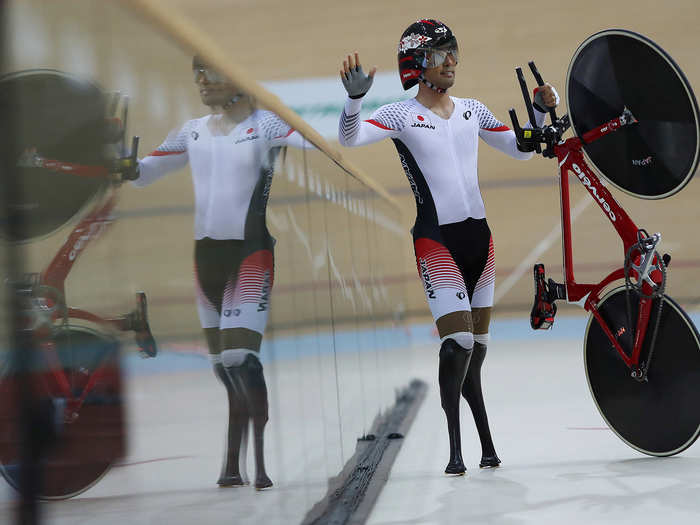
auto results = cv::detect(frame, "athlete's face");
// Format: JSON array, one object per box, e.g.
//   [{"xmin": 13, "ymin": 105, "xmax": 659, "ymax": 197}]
[
  {"xmin": 422, "ymin": 49, "xmax": 457, "ymax": 90},
  {"xmin": 192, "ymin": 60, "xmax": 239, "ymax": 107}
]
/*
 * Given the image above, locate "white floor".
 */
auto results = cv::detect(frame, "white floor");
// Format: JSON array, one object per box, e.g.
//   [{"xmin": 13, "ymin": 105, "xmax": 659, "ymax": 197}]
[
  {"xmin": 3, "ymin": 328, "xmax": 700, "ymax": 524},
  {"xmin": 368, "ymin": 335, "xmax": 700, "ymax": 525}
]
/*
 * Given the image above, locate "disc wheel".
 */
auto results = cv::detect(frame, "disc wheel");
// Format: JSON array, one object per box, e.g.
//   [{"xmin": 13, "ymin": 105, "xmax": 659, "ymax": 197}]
[
  {"xmin": 0, "ymin": 69, "xmax": 110, "ymax": 241},
  {"xmin": 0, "ymin": 326, "xmax": 124, "ymax": 499},
  {"xmin": 584, "ymin": 287, "xmax": 700, "ymax": 456},
  {"xmin": 566, "ymin": 29, "xmax": 700, "ymax": 199}
]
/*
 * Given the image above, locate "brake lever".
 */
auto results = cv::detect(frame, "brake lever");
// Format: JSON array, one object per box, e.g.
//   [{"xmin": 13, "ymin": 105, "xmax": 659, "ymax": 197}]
[
  {"xmin": 509, "ymin": 108, "xmax": 539, "ymax": 153},
  {"xmin": 121, "ymin": 96, "xmax": 130, "ymax": 156},
  {"xmin": 130, "ymin": 136, "xmax": 139, "ymax": 161},
  {"xmin": 516, "ymin": 67, "xmax": 541, "ymax": 154}
]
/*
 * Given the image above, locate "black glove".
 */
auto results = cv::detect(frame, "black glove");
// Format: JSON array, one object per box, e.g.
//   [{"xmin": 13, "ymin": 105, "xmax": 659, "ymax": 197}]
[
  {"xmin": 113, "ymin": 136, "xmax": 140, "ymax": 181},
  {"xmin": 341, "ymin": 64, "xmax": 375, "ymax": 99},
  {"xmin": 516, "ymin": 130, "xmax": 536, "ymax": 153},
  {"xmin": 111, "ymin": 157, "xmax": 139, "ymax": 181}
]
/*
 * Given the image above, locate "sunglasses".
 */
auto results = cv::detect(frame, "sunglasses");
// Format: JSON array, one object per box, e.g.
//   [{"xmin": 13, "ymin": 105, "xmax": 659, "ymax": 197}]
[
  {"xmin": 192, "ymin": 66, "xmax": 230, "ymax": 84},
  {"xmin": 420, "ymin": 46, "xmax": 459, "ymax": 68}
]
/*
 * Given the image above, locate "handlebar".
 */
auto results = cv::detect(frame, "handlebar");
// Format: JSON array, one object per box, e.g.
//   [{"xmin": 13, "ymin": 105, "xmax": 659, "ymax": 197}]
[{"xmin": 509, "ymin": 60, "xmax": 571, "ymax": 158}]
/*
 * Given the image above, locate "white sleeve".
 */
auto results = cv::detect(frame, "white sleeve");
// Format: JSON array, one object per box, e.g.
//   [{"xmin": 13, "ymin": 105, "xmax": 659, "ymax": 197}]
[
  {"xmin": 133, "ymin": 123, "xmax": 190, "ymax": 187},
  {"xmin": 338, "ymin": 98, "xmax": 404, "ymax": 147},
  {"xmin": 258, "ymin": 111, "xmax": 314, "ymax": 149},
  {"xmin": 475, "ymin": 101, "xmax": 547, "ymax": 161}
]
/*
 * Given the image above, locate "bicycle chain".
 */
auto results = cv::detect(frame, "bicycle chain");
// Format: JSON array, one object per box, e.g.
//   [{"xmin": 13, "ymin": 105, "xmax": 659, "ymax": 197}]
[{"xmin": 623, "ymin": 239, "xmax": 666, "ymax": 381}]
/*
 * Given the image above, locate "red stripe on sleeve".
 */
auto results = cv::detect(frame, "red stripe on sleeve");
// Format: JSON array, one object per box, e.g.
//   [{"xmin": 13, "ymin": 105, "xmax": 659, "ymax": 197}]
[
  {"xmin": 273, "ymin": 128, "xmax": 297, "ymax": 139},
  {"xmin": 150, "ymin": 150, "xmax": 186, "ymax": 156},
  {"xmin": 482, "ymin": 125, "xmax": 510, "ymax": 132},
  {"xmin": 365, "ymin": 119, "xmax": 394, "ymax": 131}
]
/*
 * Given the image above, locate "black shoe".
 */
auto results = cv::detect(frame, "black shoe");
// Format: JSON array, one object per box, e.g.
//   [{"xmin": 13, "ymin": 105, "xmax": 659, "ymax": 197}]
[{"xmin": 479, "ymin": 455, "xmax": 501, "ymax": 468}]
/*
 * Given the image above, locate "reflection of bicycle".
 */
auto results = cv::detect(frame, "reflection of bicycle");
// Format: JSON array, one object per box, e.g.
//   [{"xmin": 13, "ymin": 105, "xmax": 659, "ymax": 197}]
[
  {"xmin": 510, "ymin": 30, "xmax": 700, "ymax": 456},
  {"xmin": 0, "ymin": 73, "xmax": 156, "ymax": 499}
]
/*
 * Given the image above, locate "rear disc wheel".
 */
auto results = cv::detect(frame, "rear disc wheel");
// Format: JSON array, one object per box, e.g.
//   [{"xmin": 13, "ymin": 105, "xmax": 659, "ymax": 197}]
[{"xmin": 584, "ymin": 287, "xmax": 700, "ymax": 456}]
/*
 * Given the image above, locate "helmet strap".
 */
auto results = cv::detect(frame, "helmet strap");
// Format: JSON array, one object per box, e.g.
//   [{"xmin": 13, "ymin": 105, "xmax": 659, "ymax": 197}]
[{"xmin": 419, "ymin": 74, "xmax": 448, "ymax": 94}]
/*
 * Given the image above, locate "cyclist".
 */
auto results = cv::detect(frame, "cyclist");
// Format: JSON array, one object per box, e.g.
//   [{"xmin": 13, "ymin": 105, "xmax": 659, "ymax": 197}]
[
  {"xmin": 127, "ymin": 56, "xmax": 311, "ymax": 489},
  {"xmin": 338, "ymin": 19, "xmax": 558, "ymax": 474}
]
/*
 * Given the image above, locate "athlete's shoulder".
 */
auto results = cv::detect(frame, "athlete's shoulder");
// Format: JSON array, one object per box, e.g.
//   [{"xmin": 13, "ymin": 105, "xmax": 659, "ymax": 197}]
[
  {"xmin": 153, "ymin": 118, "xmax": 202, "ymax": 154},
  {"xmin": 455, "ymin": 98, "xmax": 506, "ymax": 131},
  {"xmin": 175, "ymin": 117, "xmax": 205, "ymax": 137},
  {"xmin": 368, "ymin": 99, "xmax": 415, "ymax": 132},
  {"xmin": 454, "ymin": 97, "xmax": 486, "ymax": 110},
  {"xmin": 254, "ymin": 109, "xmax": 293, "ymax": 140}
]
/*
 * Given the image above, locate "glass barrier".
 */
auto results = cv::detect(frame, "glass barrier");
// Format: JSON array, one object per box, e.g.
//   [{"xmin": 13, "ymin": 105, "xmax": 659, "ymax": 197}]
[{"xmin": 0, "ymin": 1, "xmax": 415, "ymax": 523}]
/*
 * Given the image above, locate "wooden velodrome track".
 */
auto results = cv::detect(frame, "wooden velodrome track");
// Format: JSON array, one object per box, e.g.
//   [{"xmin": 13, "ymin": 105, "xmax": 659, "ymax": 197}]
[{"xmin": 5, "ymin": 0, "xmax": 700, "ymax": 342}]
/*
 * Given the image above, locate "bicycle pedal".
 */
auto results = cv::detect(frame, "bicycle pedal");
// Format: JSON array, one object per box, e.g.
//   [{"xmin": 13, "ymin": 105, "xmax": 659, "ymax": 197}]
[
  {"xmin": 531, "ymin": 264, "xmax": 558, "ymax": 330},
  {"xmin": 134, "ymin": 291, "xmax": 157, "ymax": 358}
]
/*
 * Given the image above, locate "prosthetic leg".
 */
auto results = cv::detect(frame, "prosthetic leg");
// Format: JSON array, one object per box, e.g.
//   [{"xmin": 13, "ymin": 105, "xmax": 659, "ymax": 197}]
[
  {"xmin": 462, "ymin": 340, "xmax": 501, "ymax": 468},
  {"xmin": 439, "ymin": 337, "xmax": 473, "ymax": 474},
  {"xmin": 227, "ymin": 353, "xmax": 273, "ymax": 490},
  {"xmin": 213, "ymin": 362, "xmax": 248, "ymax": 486}
]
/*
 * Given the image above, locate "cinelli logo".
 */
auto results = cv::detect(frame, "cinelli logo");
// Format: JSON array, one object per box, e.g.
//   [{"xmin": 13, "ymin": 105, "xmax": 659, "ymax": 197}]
[
  {"xmin": 68, "ymin": 221, "xmax": 108, "ymax": 261},
  {"xmin": 571, "ymin": 162, "xmax": 616, "ymax": 222},
  {"xmin": 419, "ymin": 258, "xmax": 436, "ymax": 299}
]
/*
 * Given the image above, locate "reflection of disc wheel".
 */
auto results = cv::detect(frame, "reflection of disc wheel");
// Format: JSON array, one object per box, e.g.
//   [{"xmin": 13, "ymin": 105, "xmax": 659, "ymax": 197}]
[
  {"xmin": 584, "ymin": 287, "xmax": 700, "ymax": 456},
  {"xmin": 0, "ymin": 69, "xmax": 110, "ymax": 241},
  {"xmin": 0, "ymin": 326, "xmax": 123, "ymax": 499},
  {"xmin": 566, "ymin": 29, "xmax": 700, "ymax": 199}
]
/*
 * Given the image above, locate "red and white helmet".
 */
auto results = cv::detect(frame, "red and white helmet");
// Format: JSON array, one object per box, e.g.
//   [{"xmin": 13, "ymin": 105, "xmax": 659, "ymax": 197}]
[{"xmin": 397, "ymin": 19, "xmax": 458, "ymax": 90}]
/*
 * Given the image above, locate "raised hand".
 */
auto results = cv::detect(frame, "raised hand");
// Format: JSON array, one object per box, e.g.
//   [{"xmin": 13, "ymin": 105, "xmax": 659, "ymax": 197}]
[{"xmin": 340, "ymin": 52, "xmax": 377, "ymax": 99}]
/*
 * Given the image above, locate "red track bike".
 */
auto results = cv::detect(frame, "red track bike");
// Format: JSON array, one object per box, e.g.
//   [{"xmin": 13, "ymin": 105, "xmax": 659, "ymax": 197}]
[
  {"xmin": 0, "ymin": 71, "xmax": 156, "ymax": 499},
  {"xmin": 511, "ymin": 30, "xmax": 700, "ymax": 456}
]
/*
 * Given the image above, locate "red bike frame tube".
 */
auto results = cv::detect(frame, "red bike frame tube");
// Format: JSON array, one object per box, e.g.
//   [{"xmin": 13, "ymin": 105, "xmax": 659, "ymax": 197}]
[
  {"xmin": 35, "ymin": 187, "xmax": 121, "ymax": 416},
  {"xmin": 581, "ymin": 114, "xmax": 631, "ymax": 144},
  {"xmin": 68, "ymin": 307, "xmax": 130, "ymax": 331},
  {"xmin": 588, "ymin": 307, "xmax": 634, "ymax": 367},
  {"xmin": 553, "ymin": 134, "xmax": 653, "ymax": 369},
  {"xmin": 40, "ymin": 188, "xmax": 118, "ymax": 299}
]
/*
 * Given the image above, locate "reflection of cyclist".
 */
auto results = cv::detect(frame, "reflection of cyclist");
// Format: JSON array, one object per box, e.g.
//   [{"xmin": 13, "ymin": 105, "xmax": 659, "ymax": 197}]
[
  {"xmin": 130, "ymin": 56, "xmax": 310, "ymax": 489},
  {"xmin": 338, "ymin": 20, "xmax": 558, "ymax": 475}
]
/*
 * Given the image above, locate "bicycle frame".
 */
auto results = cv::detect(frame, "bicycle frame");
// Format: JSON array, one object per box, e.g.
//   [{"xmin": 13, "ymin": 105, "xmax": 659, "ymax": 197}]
[
  {"xmin": 554, "ymin": 122, "xmax": 656, "ymax": 370},
  {"xmin": 40, "ymin": 183, "xmax": 130, "ymax": 330},
  {"xmin": 22, "ymin": 182, "xmax": 132, "ymax": 420}
]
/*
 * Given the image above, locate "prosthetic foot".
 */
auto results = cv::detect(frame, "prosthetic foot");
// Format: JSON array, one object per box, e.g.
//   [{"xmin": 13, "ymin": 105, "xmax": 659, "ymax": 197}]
[
  {"xmin": 462, "ymin": 342, "xmax": 501, "ymax": 468},
  {"xmin": 439, "ymin": 338, "xmax": 473, "ymax": 475},
  {"xmin": 213, "ymin": 363, "xmax": 248, "ymax": 487},
  {"xmin": 228, "ymin": 354, "xmax": 273, "ymax": 490}
]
